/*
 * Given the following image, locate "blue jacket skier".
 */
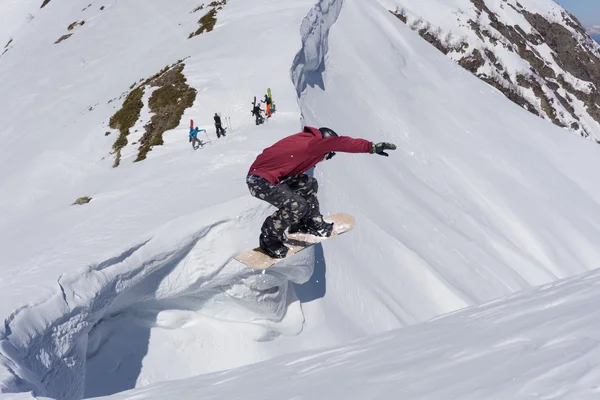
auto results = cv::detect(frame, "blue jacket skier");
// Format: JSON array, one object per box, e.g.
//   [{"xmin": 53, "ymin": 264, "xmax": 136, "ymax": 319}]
[{"xmin": 189, "ymin": 127, "xmax": 205, "ymax": 149}]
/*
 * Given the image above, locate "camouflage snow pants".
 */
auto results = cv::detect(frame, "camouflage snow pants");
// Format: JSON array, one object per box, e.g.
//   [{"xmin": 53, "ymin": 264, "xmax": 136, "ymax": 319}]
[{"xmin": 246, "ymin": 174, "xmax": 324, "ymax": 240}]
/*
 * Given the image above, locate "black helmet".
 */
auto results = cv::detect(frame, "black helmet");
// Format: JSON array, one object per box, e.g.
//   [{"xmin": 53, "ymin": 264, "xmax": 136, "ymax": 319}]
[
  {"xmin": 319, "ymin": 127, "xmax": 338, "ymax": 160},
  {"xmin": 319, "ymin": 127, "xmax": 338, "ymax": 138}
]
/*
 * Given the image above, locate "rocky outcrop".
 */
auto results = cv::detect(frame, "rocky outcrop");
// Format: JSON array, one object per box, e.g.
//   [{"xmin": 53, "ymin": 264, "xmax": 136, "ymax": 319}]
[{"xmin": 389, "ymin": 0, "xmax": 600, "ymax": 141}]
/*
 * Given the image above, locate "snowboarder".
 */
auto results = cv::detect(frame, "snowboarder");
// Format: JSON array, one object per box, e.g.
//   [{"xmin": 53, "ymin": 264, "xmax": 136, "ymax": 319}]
[
  {"xmin": 246, "ymin": 126, "xmax": 397, "ymax": 258},
  {"xmin": 261, "ymin": 94, "xmax": 272, "ymax": 118},
  {"xmin": 189, "ymin": 126, "xmax": 205, "ymax": 150},
  {"xmin": 251, "ymin": 103, "xmax": 264, "ymax": 125},
  {"xmin": 267, "ymin": 88, "xmax": 275, "ymax": 113},
  {"xmin": 214, "ymin": 113, "xmax": 226, "ymax": 138}
]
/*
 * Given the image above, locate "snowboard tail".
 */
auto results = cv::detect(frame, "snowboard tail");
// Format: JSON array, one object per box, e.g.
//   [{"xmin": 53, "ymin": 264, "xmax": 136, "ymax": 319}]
[{"xmin": 235, "ymin": 213, "xmax": 355, "ymax": 270}]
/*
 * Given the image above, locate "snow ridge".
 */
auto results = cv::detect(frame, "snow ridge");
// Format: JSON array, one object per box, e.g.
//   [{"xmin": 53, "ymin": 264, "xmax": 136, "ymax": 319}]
[
  {"xmin": 291, "ymin": 0, "xmax": 344, "ymax": 98},
  {"xmin": 0, "ymin": 222, "xmax": 220, "ymax": 399},
  {"xmin": 382, "ymin": 0, "xmax": 600, "ymax": 140},
  {"xmin": 0, "ymin": 204, "xmax": 311, "ymax": 399}
]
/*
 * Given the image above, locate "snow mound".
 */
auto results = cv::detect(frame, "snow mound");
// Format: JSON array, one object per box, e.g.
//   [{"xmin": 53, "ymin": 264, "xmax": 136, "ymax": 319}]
[
  {"xmin": 1, "ymin": 203, "xmax": 317, "ymax": 399},
  {"xmin": 98, "ymin": 266, "xmax": 600, "ymax": 400}
]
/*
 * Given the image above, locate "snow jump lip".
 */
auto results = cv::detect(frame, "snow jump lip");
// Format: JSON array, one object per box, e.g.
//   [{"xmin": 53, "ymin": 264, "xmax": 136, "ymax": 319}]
[
  {"xmin": 0, "ymin": 222, "xmax": 219, "ymax": 399},
  {"xmin": 0, "ymin": 199, "xmax": 317, "ymax": 399}
]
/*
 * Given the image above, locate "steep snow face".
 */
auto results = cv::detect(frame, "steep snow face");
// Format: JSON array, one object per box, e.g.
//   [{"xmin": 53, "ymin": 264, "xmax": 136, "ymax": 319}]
[
  {"xmin": 380, "ymin": 0, "xmax": 600, "ymax": 140},
  {"xmin": 97, "ymin": 267, "xmax": 600, "ymax": 400},
  {"xmin": 296, "ymin": 0, "xmax": 600, "ymax": 328},
  {"xmin": 0, "ymin": 0, "xmax": 43, "ymax": 55},
  {"xmin": 291, "ymin": 0, "xmax": 344, "ymax": 97}
]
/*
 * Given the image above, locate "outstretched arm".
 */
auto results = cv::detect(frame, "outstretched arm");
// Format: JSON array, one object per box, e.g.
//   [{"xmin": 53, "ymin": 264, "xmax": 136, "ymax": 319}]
[
  {"xmin": 308, "ymin": 136, "xmax": 373, "ymax": 155},
  {"xmin": 308, "ymin": 136, "xmax": 397, "ymax": 156}
]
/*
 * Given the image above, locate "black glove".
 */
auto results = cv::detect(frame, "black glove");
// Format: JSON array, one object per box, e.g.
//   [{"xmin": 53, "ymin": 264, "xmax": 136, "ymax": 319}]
[{"xmin": 371, "ymin": 142, "xmax": 397, "ymax": 157}]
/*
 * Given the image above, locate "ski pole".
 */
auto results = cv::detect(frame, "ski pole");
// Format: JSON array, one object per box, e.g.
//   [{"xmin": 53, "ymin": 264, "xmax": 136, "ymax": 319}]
[{"xmin": 203, "ymin": 129, "xmax": 212, "ymax": 146}]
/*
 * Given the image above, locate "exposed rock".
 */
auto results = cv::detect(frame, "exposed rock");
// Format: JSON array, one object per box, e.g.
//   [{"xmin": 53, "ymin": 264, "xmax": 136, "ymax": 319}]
[
  {"xmin": 390, "ymin": 9, "xmax": 407, "ymax": 24},
  {"xmin": 459, "ymin": 49, "xmax": 485, "ymax": 73},
  {"xmin": 390, "ymin": 0, "xmax": 600, "ymax": 141},
  {"xmin": 72, "ymin": 196, "xmax": 92, "ymax": 205},
  {"xmin": 418, "ymin": 27, "xmax": 450, "ymax": 55}
]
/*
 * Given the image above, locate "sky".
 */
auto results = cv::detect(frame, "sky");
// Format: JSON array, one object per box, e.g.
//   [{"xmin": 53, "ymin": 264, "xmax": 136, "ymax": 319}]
[{"xmin": 555, "ymin": 0, "xmax": 600, "ymax": 27}]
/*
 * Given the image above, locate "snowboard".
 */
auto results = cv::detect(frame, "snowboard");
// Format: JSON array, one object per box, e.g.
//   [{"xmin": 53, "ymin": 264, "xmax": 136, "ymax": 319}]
[
  {"xmin": 234, "ymin": 213, "xmax": 355, "ymax": 270},
  {"xmin": 267, "ymin": 88, "xmax": 275, "ymax": 112}
]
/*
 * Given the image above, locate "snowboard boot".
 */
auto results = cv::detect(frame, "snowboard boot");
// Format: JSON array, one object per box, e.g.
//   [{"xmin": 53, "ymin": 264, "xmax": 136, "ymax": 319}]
[
  {"xmin": 259, "ymin": 234, "xmax": 288, "ymax": 259},
  {"xmin": 288, "ymin": 218, "xmax": 333, "ymax": 238}
]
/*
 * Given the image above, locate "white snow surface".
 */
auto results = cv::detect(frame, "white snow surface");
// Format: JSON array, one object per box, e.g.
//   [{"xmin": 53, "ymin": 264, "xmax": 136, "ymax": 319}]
[
  {"xmin": 1, "ymin": 0, "xmax": 600, "ymax": 398},
  {"xmin": 381, "ymin": 0, "xmax": 600, "ymax": 139},
  {"xmin": 97, "ymin": 265, "xmax": 600, "ymax": 400}
]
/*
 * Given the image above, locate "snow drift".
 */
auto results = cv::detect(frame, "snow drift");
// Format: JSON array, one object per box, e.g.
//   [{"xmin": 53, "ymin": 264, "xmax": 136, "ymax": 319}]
[
  {"xmin": 291, "ymin": 0, "xmax": 344, "ymax": 97},
  {"xmin": 95, "ymin": 265, "xmax": 600, "ymax": 400}
]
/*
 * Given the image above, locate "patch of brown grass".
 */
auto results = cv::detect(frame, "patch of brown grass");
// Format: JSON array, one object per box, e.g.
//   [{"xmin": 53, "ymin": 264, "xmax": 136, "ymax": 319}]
[
  {"xmin": 54, "ymin": 34, "xmax": 73, "ymax": 44},
  {"xmin": 109, "ymin": 88, "xmax": 144, "ymax": 132},
  {"xmin": 68, "ymin": 20, "xmax": 86, "ymax": 31},
  {"xmin": 188, "ymin": 0, "xmax": 226, "ymax": 39},
  {"xmin": 108, "ymin": 88, "xmax": 144, "ymax": 166},
  {"xmin": 136, "ymin": 63, "xmax": 197, "ymax": 161}
]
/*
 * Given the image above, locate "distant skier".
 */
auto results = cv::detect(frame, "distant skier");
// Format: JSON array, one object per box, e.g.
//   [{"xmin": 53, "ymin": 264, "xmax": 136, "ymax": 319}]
[
  {"xmin": 246, "ymin": 126, "xmax": 397, "ymax": 258},
  {"xmin": 214, "ymin": 113, "xmax": 226, "ymax": 138},
  {"xmin": 189, "ymin": 126, "xmax": 205, "ymax": 150},
  {"xmin": 261, "ymin": 94, "xmax": 272, "ymax": 118},
  {"xmin": 251, "ymin": 104, "xmax": 264, "ymax": 125}
]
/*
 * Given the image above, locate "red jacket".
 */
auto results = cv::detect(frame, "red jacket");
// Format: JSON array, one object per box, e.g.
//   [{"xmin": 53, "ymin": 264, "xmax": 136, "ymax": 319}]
[{"xmin": 248, "ymin": 126, "xmax": 373, "ymax": 185}]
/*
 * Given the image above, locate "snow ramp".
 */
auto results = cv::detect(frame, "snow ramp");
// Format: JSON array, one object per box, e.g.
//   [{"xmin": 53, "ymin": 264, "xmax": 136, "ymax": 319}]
[{"xmin": 0, "ymin": 201, "xmax": 319, "ymax": 399}]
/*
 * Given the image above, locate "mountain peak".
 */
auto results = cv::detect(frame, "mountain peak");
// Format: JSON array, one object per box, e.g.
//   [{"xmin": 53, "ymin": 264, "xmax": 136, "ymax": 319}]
[{"xmin": 387, "ymin": 0, "xmax": 600, "ymax": 140}]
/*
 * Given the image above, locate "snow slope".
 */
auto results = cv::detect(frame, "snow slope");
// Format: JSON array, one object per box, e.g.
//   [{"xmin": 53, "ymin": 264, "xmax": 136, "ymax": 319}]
[
  {"xmin": 2, "ymin": 0, "xmax": 600, "ymax": 398},
  {"xmin": 380, "ymin": 0, "xmax": 600, "ymax": 139},
  {"xmin": 99, "ymin": 265, "xmax": 600, "ymax": 400},
  {"xmin": 0, "ymin": 0, "xmax": 316, "ymax": 398},
  {"xmin": 295, "ymin": 0, "xmax": 600, "ymax": 331}
]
